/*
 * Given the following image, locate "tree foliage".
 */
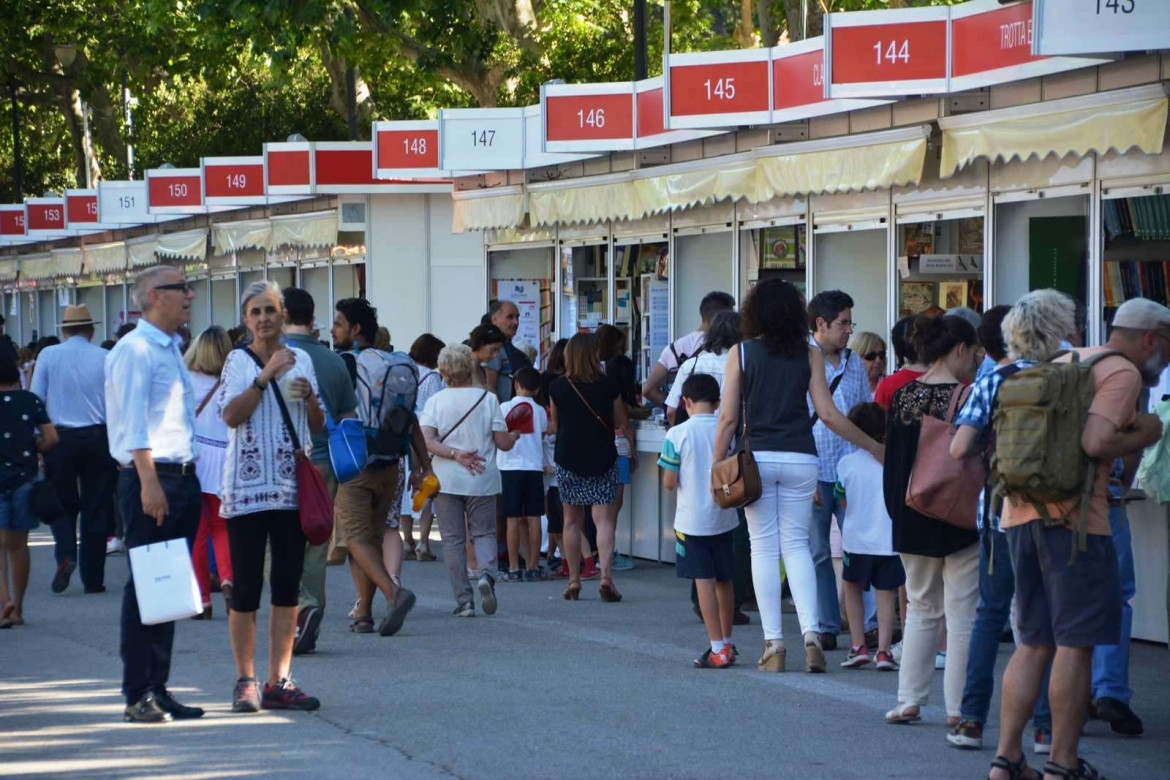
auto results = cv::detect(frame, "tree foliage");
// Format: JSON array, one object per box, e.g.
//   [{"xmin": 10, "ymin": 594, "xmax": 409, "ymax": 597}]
[{"xmin": 1, "ymin": 0, "xmax": 956, "ymax": 203}]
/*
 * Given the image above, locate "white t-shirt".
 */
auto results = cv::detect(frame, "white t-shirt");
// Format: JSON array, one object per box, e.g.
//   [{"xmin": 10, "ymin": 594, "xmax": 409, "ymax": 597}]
[
  {"xmin": 190, "ymin": 371, "xmax": 229, "ymax": 497},
  {"xmin": 419, "ymin": 387, "xmax": 507, "ymax": 497},
  {"xmin": 543, "ymin": 434, "xmax": 557, "ymax": 489},
  {"xmin": 657, "ymin": 413, "xmax": 737, "ymax": 536},
  {"xmin": 218, "ymin": 347, "xmax": 319, "ymax": 519},
  {"xmin": 834, "ymin": 449, "xmax": 895, "ymax": 556},
  {"xmin": 497, "ymin": 396, "xmax": 547, "ymax": 473},
  {"xmin": 657, "ymin": 330, "xmax": 706, "ymax": 371},
  {"xmin": 665, "ymin": 350, "xmax": 728, "ymax": 410}
]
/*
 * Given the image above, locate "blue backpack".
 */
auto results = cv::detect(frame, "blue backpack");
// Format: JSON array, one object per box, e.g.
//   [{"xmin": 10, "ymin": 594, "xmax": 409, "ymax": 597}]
[
  {"xmin": 356, "ymin": 350, "xmax": 420, "ymax": 458},
  {"xmin": 327, "ymin": 411, "xmax": 367, "ymax": 484}
]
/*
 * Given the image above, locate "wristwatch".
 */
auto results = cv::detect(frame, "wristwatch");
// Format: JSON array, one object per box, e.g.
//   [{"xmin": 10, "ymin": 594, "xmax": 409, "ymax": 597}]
[{"xmin": 252, "ymin": 378, "xmax": 268, "ymax": 393}]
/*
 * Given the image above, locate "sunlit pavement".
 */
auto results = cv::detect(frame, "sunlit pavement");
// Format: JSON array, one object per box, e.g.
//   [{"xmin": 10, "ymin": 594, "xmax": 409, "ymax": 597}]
[{"xmin": 3, "ymin": 529, "xmax": 1168, "ymax": 779}]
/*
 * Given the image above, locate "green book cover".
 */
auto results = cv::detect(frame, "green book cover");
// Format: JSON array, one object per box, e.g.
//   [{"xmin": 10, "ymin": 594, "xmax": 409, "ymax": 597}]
[{"xmin": 1029, "ymin": 216, "xmax": 1086, "ymax": 298}]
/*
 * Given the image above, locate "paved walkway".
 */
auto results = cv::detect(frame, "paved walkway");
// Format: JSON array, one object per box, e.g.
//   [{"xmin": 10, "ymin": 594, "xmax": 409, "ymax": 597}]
[{"xmin": 2, "ymin": 530, "xmax": 1167, "ymax": 778}]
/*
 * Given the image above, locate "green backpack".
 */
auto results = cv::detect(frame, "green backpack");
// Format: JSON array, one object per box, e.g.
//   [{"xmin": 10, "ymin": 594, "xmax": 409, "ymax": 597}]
[{"xmin": 989, "ymin": 349, "xmax": 1124, "ymax": 562}]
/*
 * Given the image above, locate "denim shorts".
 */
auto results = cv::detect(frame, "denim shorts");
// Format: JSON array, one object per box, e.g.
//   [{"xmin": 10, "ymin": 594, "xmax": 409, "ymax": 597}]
[{"xmin": 0, "ymin": 481, "xmax": 37, "ymax": 532}]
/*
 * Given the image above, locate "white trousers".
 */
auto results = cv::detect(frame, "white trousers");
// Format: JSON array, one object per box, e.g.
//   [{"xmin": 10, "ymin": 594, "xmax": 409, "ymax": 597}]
[
  {"xmin": 742, "ymin": 459, "xmax": 819, "ymax": 641},
  {"xmin": 897, "ymin": 543, "xmax": 980, "ymax": 716}
]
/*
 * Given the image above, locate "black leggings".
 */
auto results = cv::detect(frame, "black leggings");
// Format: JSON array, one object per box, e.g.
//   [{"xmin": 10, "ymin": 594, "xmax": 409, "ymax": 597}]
[{"xmin": 226, "ymin": 510, "xmax": 305, "ymax": 613}]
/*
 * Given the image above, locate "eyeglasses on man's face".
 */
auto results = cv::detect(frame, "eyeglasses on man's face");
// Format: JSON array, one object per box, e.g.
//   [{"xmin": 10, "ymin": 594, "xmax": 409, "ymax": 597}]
[{"xmin": 154, "ymin": 282, "xmax": 193, "ymax": 294}]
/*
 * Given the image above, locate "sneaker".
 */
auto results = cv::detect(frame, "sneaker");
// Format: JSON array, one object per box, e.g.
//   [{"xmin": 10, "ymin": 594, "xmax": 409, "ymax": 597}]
[
  {"xmin": 292, "ymin": 607, "xmax": 322, "ymax": 656},
  {"xmin": 727, "ymin": 644, "xmax": 739, "ymax": 664},
  {"xmin": 415, "ymin": 548, "xmax": 437, "ymax": 562},
  {"xmin": 453, "ymin": 602, "xmax": 475, "ymax": 618},
  {"xmin": 51, "ymin": 559, "xmax": 75, "ymax": 594},
  {"xmin": 524, "ymin": 568, "xmax": 547, "ymax": 582},
  {"xmin": 891, "ymin": 640, "xmax": 903, "ymax": 663},
  {"xmin": 693, "ymin": 647, "xmax": 733, "ymax": 669},
  {"xmin": 231, "ymin": 677, "xmax": 261, "ymax": 713},
  {"xmin": 1094, "ymin": 696, "xmax": 1144, "ymax": 736},
  {"xmin": 947, "ymin": 720, "xmax": 984, "ymax": 749},
  {"xmin": 935, "ymin": 651, "xmax": 947, "ymax": 670},
  {"xmin": 506, "ymin": 569, "xmax": 523, "ymax": 583},
  {"xmin": 580, "ymin": 561, "xmax": 601, "ymax": 580},
  {"xmin": 612, "ymin": 552, "xmax": 635, "ymax": 571},
  {"xmin": 1033, "ymin": 727, "xmax": 1051, "ymax": 755},
  {"xmin": 261, "ymin": 678, "xmax": 320, "ymax": 711},
  {"xmin": 477, "ymin": 573, "xmax": 498, "ymax": 615},
  {"xmin": 552, "ymin": 562, "xmax": 571, "ymax": 579},
  {"xmin": 875, "ymin": 650, "xmax": 899, "ymax": 672},
  {"xmin": 818, "ymin": 632, "xmax": 838, "ymax": 651},
  {"xmin": 864, "ymin": 628, "xmax": 879, "ymax": 649},
  {"xmin": 106, "ymin": 537, "xmax": 125, "ymax": 556},
  {"xmin": 840, "ymin": 644, "xmax": 871, "ymax": 668}
]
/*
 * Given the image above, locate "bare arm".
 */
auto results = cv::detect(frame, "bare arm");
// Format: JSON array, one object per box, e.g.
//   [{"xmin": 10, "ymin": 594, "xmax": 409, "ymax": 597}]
[
  {"xmin": 1082, "ymin": 412, "xmax": 1162, "ymax": 460},
  {"xmin": 36, "ymin": 423, "xmax": 58, "ymax": 453},
  {"xmin": 422, "ymin": 424, "xmax": 485, "ymax": 474},
  {"xmin": 809, "ymin": 347, "xmax": 884, "ymax": 462},
  {"xmin": 950, "ymin": 424, "xmax": 982, "ymax": 460},
  {"xmin": 304, "ymin": 388, "xmax": 324, "ymax": 434},
  {"xmin": 222, "ymin": 348, "xmax": 295, "ymax": 428},
  {"xmin": 130, "ymin": 449, "xmax": 168, "ymax": 525},
  {"xmin": 662, "ymin": 470, "xmax": 678, "ymax": 490},
  {"xmin": 641, "ymin": 362, "xmax": 669, "ymax": 406},
  {"xmin": 493, "ymin": 430, "xmax": 520, "ymax": 451},
  {"xmin": 713, "ymin": 346, "xmax": 742, "ymax": 460},
  {"xmin": 614, "ymin": 395, "xmax": 633, "ymax": 452}
]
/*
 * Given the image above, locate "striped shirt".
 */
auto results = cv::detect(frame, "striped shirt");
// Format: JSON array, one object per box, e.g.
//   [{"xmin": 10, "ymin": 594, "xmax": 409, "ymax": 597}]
[
  {"xmin": 30, "ymin": 335, "xmax": 108, "ymax": 428},
  {"xmin": 806, "ymin": 336, "xmax": 873, "ymax": 482}
]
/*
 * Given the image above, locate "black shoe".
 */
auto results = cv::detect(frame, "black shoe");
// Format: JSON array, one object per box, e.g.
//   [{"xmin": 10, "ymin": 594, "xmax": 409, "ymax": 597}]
[
  {"xmin": 1094, "ymin": 697, "xmax": 1144, "ymax": 736},
  {"xmin": 818, "ymin": 632, "xmax": 838, "ymax": 651},
  {"xmin": 733, "ymin": 609, "xmax": 751, "ymax": 626},
  {"xmin": 51, "ymin": 560, "xmax": 75, "ymax": 594},
  {"xmin": 293, "ymin": 607, "xmax": 322, "ymax": 656},
  {"xmin": 84, "ymin": 585, "xmax": 107, "ymax": 594},
  {"xmin": 124, "ymin": 694, "xmax": 173, "ymax": 724},
  {"xmin": 154, "ymin": 688, "xmax": 204, "ymax": 719},
  {"xmin": 379, "ymin": 588, "xmax": 417, "ymax": 636}
]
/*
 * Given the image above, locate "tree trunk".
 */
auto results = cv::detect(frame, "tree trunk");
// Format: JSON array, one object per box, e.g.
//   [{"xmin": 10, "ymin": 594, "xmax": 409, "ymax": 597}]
[
  {"xmin": 759, "ymin": 0, "xmax": 782, "ymax": 48},
  {"xmin": 318, "ymin": 45, "xmax": 374, "ymax": 133},
  {"xmin": 734, "ymin": 0, "xmax": 756, "ymax": 49},
  {"xmin": 86, "ymin": 83, "xmax": 128, "ymax": 176}
]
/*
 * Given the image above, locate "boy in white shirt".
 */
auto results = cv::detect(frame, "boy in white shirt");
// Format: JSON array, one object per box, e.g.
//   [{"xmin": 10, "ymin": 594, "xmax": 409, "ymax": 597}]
[
  {"xmin": 658, "ymin": 374, "xmax": 739, "ymax": 669},
  {"xmin": 499, "ymin": 368, "xmax": 549, "ymax": 582},
  {"xmin": 834, "ymin": 402, "xmax": 904, "ymax": 671}
]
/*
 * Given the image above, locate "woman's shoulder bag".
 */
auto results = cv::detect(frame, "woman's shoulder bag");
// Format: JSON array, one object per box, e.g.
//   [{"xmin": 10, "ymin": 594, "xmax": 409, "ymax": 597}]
[
  {"xmin": 905, "ymin": 383, "xmax": 982, "ymax": 531},
  {"xmin": 710, "ymin": 342, "xmax": 761, "ymax": 509}
]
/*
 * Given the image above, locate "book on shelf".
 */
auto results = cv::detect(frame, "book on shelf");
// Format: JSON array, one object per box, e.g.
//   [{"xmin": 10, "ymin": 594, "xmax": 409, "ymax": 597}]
[{"xmin": 1103, "ymin": 259, "xmax": 1170, "ymax": 307}]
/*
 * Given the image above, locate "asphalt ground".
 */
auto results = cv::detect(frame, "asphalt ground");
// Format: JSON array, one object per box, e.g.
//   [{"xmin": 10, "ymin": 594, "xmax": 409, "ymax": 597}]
[{"xmin": 2, "ymin": 529, "xmax": 1167, "ymax": 779}]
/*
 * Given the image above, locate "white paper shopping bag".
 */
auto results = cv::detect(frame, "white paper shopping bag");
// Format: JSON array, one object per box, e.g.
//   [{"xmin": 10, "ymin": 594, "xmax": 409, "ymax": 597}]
[{"xmin": 128, "ymin": 539, "xmax": 202, "ymax": 625}]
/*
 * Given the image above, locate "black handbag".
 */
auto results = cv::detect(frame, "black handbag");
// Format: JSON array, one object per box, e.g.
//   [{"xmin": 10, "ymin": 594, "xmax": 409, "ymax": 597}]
[{"xmin": 30, "ymin": 478, "xmax": 63, "ymax": 522}]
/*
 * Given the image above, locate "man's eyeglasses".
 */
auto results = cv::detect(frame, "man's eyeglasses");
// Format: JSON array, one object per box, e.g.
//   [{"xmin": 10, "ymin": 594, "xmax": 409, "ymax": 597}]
[
  {"xmin": 863, "ymin": 350, "xmax": 887, "ymax": 362},
  {"xmin": 154, "ymin": 282, "xmax": 192, "ymax": 293}
]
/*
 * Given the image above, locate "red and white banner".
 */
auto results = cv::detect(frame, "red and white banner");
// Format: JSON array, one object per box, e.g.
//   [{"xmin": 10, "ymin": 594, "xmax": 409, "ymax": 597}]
[
  {"xmin": 146, "ymin": 168, "xmax": 205, "ymax": 213},
  {"xmin": 666, "ymin": 48, "xmax": 772, "ymax": 129},
  {"xmin": 825, "ymin": 6, "xmax": 951, "ymax": 98},
  {"xmin": 524, "ymin": 104, "xmax": 597, "ymax": 168},
  {"xmin": 25, "ymin": 198, "xmax": 68, "ymax": 236},
  {"xmin": 634, "ymin": 77, "xmax": 721, "ymax": 149},
  {"xmin": 373, "ymin": 121, "xmax": 444, "ymax": 179},
  {"xmin": 770, "ymin": 36, "xmax": 892, "ymax": 124},
  {"xmin": 203, "ymin": 156, "xmax": 268, "ymax": 205},
  {"xmin": 950, "ymin": 0, "xmax": 1112, "ymax": 92},
  {"xmin": 542, "ymin": 83, "xmax": 635, "ymax": 153},
  {"xmin": 264, "ymin": 141, "xmax": 315, "ymax": 195},
  {"xmin": 0, "ymin": 205, "xmax": 27, "ymax": 239},
  {"xmin": 321, "ymin": 141, "xmax": 450, "ymax": 193}
]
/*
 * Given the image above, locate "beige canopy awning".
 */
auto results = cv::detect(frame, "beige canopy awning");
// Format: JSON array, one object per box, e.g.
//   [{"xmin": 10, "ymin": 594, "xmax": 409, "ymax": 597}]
[
  {"xmin": 19, "ymin": 254, "xmax": 55, "ymax": 281},
  {"xmin": 83, "ymin": 241, "xmax": 128, "ymax": 273},
  {"xmin": 939, "ymin": 85, "xmax": 1169, "ymax": 177},
  {"xmin": 212, "ymin": 219, "xmax": 273, "ymax": 254},
  {"xmin": 452, "ymin": 187, "xmax": 526, "ymax": 233},
  {"xmin": 271, "ymin": 211, "xmax": 337, "ymax": 249},
  {"xmin": 529, "ymin": 125, "xmax": 930, "ymax": 227},
  {"xmin": 127, "ymin": 236, "xmax": 159, "ymax": 268},
  {"xmin": 0, "ymin": 260, "xmax": 19, "ymax": 282},
  {"xmin": 155, "ymin": 229, "xmax": 209, "ymax": 262},
  {"xmin": 51, "ymin": 247, "xmax": 84, "ymax": 277}
]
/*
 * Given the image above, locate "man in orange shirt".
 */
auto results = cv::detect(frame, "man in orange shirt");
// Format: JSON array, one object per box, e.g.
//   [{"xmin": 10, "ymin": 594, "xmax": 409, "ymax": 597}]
[{"xmin": 989, "ymin": 298, "xmax": 1170, "ymax": 780}]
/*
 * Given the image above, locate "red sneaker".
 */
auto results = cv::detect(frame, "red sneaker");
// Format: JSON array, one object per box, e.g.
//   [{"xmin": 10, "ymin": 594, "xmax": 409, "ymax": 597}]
[
  {"xmin": 260, "ymin": 678, "xmax": 320, "ymax": 711},
  {"xmin": 693, "ymin": 647, "xmax": 733, "ymax": 669},
  {"xmin": 875, "ymin": 650, "xmax": 899, "ymax": 671},
  {"xmin": 840, "ymin": 644, "xmax": 872, "ymax": 668},
  {"xmin": 580, "ymin": 561, "xmax": 601, "ymax": 580},
  {"xmin": 552, "ymin": 562, "xmax": 571, "ymax": 579}
]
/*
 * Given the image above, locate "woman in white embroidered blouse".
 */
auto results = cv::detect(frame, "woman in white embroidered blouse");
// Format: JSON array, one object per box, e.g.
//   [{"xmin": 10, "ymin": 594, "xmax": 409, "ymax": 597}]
[{"xmin": 218, "ymin": 281, "xmax": 324, "ymax": 713}]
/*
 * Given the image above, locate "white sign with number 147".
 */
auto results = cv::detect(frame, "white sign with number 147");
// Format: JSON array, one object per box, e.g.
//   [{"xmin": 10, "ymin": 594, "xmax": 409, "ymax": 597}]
[{"xmin": 439, "ymin": 107, "xmax": 525, "ymax": 172}]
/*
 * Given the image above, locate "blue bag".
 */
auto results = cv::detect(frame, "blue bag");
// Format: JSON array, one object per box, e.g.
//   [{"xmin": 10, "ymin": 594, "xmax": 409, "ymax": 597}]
[{"xmin": 327, "ymin": 411, "xmax": 368, "ymax": 484}]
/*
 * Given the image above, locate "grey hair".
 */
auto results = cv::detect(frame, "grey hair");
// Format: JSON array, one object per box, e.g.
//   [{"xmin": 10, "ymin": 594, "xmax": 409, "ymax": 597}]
[
  {"xmin": 945, "ymin": 307, "xmax": 982, "ymax": 329},
  {"xmin": 132, "ymin": 265, "xmax": 181, "ymax": 310},
  {"xmin": 436, "ymin": 343, "xmax": 474, "ymax": 387},
  {"xmin": 1002, "ymin": 289, "xmax": 1075, "ymax": 362},
  {"xmin": 241, "ymin": 279, "xmax": 282, "ymax": 311}
]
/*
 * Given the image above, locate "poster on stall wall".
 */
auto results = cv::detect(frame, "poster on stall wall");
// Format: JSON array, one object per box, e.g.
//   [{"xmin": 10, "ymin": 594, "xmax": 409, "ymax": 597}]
[
  {"xmin": 903, "ymin": 223, "xmax": 934, "ymax": 258},
  {"xmin": 761, "ymin": 226, "xmax": 804, "ymax": 270},
  {"xmin": 496, "ymin": 279, "xmax": 542, "ymax": 366},
  {"xmin": 648, "ymin": 280, "xmax": 670, "ymax": 361}
]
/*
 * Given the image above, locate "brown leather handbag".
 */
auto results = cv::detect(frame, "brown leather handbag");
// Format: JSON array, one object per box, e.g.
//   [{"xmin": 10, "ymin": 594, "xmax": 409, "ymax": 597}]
[
  {"xmin": 710, "ymin": 343, "xmax": 761, "ymax": 509},
  {"xmin": 905, "ymin": 383, "xmax": 983, "ymax": 531}
]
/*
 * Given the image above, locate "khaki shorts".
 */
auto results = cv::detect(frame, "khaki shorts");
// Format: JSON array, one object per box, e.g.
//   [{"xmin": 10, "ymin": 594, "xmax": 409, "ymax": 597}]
[{"xmin": 334, "ymin": 461, "xmax": 399, "ymax": 548}]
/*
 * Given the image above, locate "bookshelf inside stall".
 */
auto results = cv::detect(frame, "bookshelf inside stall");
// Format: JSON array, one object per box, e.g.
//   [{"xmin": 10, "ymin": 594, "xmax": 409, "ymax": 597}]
[
  {"xmin": 614, "ymin": 241, "xmax": 669, "ymax": 386},
  {"xmin": 1102, "ymin": 194, "xmax": 1170, "ymax": 330},
  {"xmin": 895, "ymin": 217, "xmax": 985, "ymax": 319}
]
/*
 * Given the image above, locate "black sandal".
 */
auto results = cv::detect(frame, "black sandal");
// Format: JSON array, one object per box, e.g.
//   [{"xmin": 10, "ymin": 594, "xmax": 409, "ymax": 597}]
[
  {"xmin": 989, "ymin": 754, "xmax": 1039, "ymax": 780},
  {"xmin": 1043, "ymin": 759, "xmax": 1106, "ymax": 779},
  {"xmin": 350, "ymin": 616, "xmax": 374, "ymax": 634}
]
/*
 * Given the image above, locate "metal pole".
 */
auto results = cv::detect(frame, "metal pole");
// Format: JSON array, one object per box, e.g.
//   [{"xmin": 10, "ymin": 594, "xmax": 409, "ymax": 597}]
[
  {"xmin": 81, "ymin": 100, "xmax": 93, "ymax": 189},
  {"xmin": 122, "ymin": 71, "xmax": 135, "ymax": 180},
  {"xmin": 346, "ymin": 67, "xmax": 358, "ymax": 141},
  {"xmin": 801, "ymin": 0, "xmax": 809, "ymax": 41},
  {"xmin": 9, "ymin": 81, "xmax": 23, "ymax": 199},
  {"xmin": 633, "ymin": 0, "xmax": 647, "ymax": 81}
]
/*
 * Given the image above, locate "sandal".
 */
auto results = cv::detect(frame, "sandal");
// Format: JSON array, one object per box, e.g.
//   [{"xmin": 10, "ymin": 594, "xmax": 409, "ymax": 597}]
[
  {"xmin": 1042, "ymin": 759, "xmax": 1106, "ymax": 779},
  {"xmin": 885, "ymin": 702, "xmax": 922, "ymax": 724},
  {"xmin": 599, "ymin": 581, "xmax": 622, "ymax": 603},
  {"xmin": 988, "ymin": 754, "xmax": 1040, "ymax": 780},
  {"xmin": 563, "ymin": 581, "xmax": 581, "ymax": 601},
  {"xmin": 350, "ymin": 616, "xmax": 374, "ymax": 634}
]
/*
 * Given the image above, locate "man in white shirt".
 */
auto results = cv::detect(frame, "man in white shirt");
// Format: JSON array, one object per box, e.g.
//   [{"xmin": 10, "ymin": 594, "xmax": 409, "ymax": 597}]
[
  {"xmin": 641, "ymin": 291, "xmax": 735, "ymax": 408},
  {"xmin": 106, "ymin": 265, "xmax": 204, "ymax": 724},
  {"xmin": 32, "ymin": 304, "xmax": 117, "ymax": 595}
]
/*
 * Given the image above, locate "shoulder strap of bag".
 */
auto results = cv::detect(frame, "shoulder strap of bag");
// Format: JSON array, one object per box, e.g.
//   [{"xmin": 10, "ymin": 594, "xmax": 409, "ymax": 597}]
[
  {"xmin": 809, "ymin": 349, "xmax": 848, "ymax": 428},
  {"xmin": 439, "ymin": 390, "xmax": 489, "ymax": 443},
  {"xmin": 739, "ymin": 341, "xmax": 751, "ymax": 453},
  {"xmin": 244, "ymin": 349, "xmax": 302, "ymax": 452},
  {"xmin": 196, "ymin": 380, "xmax": 222, "ymax": 418},
  {"xmin": 567, "ymin": 379, "xmax": 613, "ymax": 435}
]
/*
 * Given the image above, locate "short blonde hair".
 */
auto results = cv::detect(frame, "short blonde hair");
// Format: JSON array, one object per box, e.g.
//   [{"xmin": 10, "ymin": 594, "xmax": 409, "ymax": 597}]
[
  {"xmin": 437, "ymin": 343, "xmax": 474, "ymax": 387},
  {"xmin": 848, "ymin": 331, "xmax": 885, "ymax": 358},
  {"xmin": 1002, "ymin": 289, "xmax": 1075, "ymax": 362},
  {"xmin": 184, "ymin": 326, "xmax": 232, "ymax": 376}
]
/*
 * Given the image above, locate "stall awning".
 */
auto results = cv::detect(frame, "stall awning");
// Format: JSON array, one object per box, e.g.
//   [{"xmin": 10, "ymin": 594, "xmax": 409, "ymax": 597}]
[
  {"xmin": 213, "ymin": 219, "xmax": 273, "ymax": 254},
  {"xmin": 452, "ymin": 187, "xmax": 526, "ymax": 233},
  {"xmin": 0, "ymin": 260, "xmax": 19, "ymax": 282},
  {"xmin": 51, "ymin": 248, "xmax": 84, "ymax": 278},
  {"xmin": 20, "ymin": 254, "xmax": 55, "ymax": 281},
  {"xmin": 271, "ymin": 211, "xmax": 337, "ymax": 249},
  {"xmin": 84, "ymin": 241, "xmax": 128, "ymax": 273},
  {"xmin": 529, "ymin": 125, "xmax": 930, "ymax": 227},
  {"xmin": 939, "ymin": 85, "xmax": 1169, "ymax": 177},
  {"xmin": 128, "ymin": 236, "xmax": 159, "ymax": 268},
  {"xmin": 155, "ymin": 229, "xmax": 209, "ymax": 262}
]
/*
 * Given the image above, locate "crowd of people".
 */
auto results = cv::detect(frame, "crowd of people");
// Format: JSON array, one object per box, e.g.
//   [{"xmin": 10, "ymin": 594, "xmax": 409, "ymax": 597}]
[{"xmin": 0, "ymin": 262, "xmax": 1165, "ymax": 780}]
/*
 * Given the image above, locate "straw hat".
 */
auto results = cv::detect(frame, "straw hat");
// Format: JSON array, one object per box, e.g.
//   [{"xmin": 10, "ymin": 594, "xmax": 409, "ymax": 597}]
[{"xmin": 58, "ymin": 304, "xmax": 101, "ymax": 329}]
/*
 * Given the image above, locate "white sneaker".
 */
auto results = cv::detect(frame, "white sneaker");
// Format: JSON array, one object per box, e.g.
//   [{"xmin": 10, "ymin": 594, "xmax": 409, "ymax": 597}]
[
  {"xmin": 891, "ymin": 640, "xmax": 903, "ymax": 663},
  {"xmin": 106, "ymin": 538, "xmax": 125, "ymax": 556},
  {"xmin": 935, "ymin": 651, "xmax": 947, "ymax": 670}
]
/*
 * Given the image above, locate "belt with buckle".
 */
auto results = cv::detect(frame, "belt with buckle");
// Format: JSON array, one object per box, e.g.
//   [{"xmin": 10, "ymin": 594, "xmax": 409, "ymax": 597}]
[{"xmin": 151, "ymin": 462, "xmax": 197, "ymax": 477}]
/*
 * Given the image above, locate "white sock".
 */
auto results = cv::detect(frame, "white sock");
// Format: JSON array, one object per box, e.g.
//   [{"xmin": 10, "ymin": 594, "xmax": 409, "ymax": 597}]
[
  {"xmin": 723, "ymin": 637, "xmax": 733, "ymax": 646},
  {"xmin": 710, "ymin": 639, "xmax": 726, "ymax": 653}
]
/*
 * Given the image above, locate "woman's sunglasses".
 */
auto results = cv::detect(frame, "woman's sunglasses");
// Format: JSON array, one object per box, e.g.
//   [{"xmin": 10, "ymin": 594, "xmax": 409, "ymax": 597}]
[{"xmin": 863, "ymin": 350, "xmax": 887, "ymax": 362}]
